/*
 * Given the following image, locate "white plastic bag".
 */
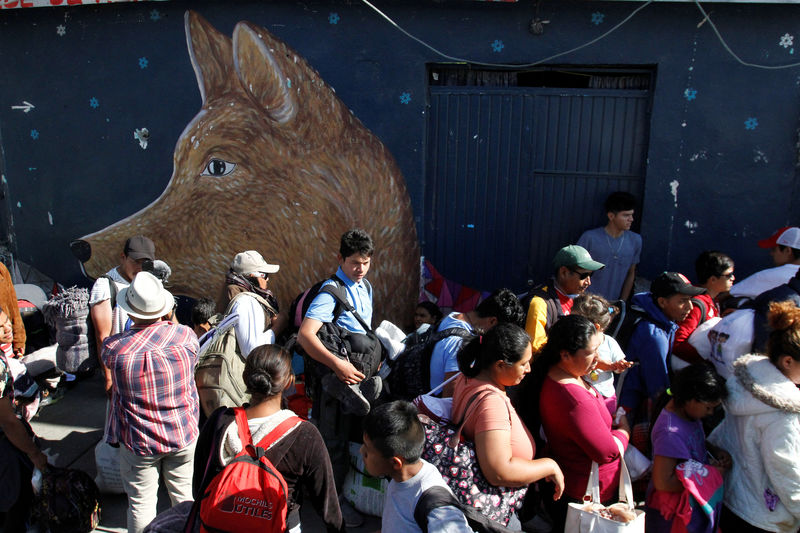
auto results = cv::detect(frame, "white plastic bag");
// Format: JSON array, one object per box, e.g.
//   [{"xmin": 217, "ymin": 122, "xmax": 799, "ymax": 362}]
[
  {"xmin": 671, "ymin": 316, "xmax": 722, "ymax": 372},
  {"xmin": 708, "ymin": 309, "xmax": 755, "ymax": 379},
  {"xmin": 94, "ymin": 401, "xmax": 124, "ymax": 494},
  {"xmin": 342, "ymin": 442, "xmax": 388, "ymax": 517}
]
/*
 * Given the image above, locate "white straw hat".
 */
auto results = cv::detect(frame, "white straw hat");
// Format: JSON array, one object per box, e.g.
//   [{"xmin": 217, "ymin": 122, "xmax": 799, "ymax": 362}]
[{"xmin": 117, "ymin": 271, "xmax": 174, "ymax": 320}]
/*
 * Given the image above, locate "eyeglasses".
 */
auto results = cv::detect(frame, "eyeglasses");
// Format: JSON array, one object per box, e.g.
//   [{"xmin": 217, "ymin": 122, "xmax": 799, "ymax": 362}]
[
  {"xmin": 720, "ymin": 271, "xmax": 735, "ymax": 279},
  {"xmin": 569, "ymin": 269, "xmax": 594, "ymax": 280}
]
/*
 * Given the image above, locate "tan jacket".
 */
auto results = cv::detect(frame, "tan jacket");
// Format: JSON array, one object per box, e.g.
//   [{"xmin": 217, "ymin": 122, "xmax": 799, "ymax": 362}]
[{"xmin": 0, "ymin": 261, "xmax": 26, "ymax": 352}]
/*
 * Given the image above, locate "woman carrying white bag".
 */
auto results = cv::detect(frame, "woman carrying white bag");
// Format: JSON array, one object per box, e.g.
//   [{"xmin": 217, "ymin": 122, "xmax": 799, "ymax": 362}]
[
  {"xmin": 564, "ymin": 438, "xmax": 645, "ymax": 533},
  {"xmin": 516, "ymin": 315, "xmax": 631, "ymax": 532}
]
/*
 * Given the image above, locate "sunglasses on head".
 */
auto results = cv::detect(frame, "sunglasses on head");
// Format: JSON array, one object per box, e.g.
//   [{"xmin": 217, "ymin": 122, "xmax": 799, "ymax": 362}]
[{"xmin": 569, "ymin": 268, "xmax": 593, "ymax": 280}]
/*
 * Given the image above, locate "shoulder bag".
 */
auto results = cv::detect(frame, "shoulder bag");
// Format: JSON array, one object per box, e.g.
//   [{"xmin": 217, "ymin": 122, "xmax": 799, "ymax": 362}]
[{"xmin": 418, "ymin": 383, "xmax": 527, "ymax": 527}]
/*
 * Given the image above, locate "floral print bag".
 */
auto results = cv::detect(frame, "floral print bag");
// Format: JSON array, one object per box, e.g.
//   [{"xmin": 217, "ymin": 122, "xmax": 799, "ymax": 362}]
[{"xmin": 418, "ymin": 389, "xmax": 527, "ymax": 526}]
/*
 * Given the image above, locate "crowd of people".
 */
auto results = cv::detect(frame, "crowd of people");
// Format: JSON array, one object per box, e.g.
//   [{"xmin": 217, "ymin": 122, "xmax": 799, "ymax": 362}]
[{"xmin": 1, "ymin": 192, "xmax": 800, "ymax": 533}]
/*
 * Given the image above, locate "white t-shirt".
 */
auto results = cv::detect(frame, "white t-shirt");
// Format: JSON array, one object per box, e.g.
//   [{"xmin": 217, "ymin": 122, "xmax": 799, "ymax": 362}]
[
  {"xmin": 729, "ymin": 263, "xmax": 800, "ymax": 299},
  {"xmin": 582, "ymin": 333, "xmax": 625, "ymax": 398},
  {"xmin": 89, "ymin": 267, "xmax": 130, "ymax": 336},
  {"xmin": 382, "ymin": 460, "xmax": 473, "ymax": 533},
  {"xmin": 229, "ymin": 293, "xmax": 275, "ymax": 359}
]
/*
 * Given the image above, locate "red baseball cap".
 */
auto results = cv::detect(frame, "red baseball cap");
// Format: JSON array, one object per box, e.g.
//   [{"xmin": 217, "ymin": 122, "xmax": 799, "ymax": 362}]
[{"xmin": 758, "ymin": 227, "xmax": 792, "ymax": 249}]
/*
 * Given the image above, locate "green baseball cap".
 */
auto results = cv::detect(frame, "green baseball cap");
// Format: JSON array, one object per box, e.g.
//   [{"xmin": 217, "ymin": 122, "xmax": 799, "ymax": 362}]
[{"xmin": 552, "ymin": 245, "xmax": 605, "ymax": 271}]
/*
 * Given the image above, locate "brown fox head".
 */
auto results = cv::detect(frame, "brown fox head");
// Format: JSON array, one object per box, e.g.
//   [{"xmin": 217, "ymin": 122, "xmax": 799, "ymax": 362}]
[{"xmin": 71, "ymin": 11, "xmax": 419, "ymax": 325}]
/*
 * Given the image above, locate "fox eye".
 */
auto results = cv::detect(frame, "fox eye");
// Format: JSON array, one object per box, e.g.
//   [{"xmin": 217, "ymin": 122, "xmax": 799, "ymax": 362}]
[{"xmin": 201, "ymin": 158, "xmax": 236, "ymax": 177}]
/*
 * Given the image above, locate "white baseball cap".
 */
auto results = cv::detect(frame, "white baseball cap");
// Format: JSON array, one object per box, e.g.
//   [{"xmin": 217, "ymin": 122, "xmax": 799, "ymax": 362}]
[
  {"xmin": 776, "ymin": 227, "xmax": 800, "ymax": 249},
  {"xmin": 230, "ymin": 250, "xmax": 280, "ymax": 276}
]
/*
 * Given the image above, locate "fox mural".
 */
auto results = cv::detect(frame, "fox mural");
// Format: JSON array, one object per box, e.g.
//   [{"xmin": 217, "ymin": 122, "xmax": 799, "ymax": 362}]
[{"xmin": 70, "ymin": 10, "xmax": 419, "ymax": 325}]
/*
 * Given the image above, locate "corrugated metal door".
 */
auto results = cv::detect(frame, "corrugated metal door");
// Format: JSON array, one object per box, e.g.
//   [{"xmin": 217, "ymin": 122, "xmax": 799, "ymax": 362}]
[{"xmin": 423, "ymin": 86, "xmax": 650, "ymax": 292}]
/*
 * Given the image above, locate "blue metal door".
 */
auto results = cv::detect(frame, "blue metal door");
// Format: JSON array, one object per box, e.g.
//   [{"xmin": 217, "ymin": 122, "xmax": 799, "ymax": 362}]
[{"xmin": 423, "ymin": 85, "xmax": 651, "ymax": 292}]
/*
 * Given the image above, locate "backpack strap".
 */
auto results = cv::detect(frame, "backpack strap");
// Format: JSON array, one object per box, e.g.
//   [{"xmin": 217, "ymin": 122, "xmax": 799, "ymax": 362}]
[
  {"xmin": 431, "ymin": 326, "xmax": 472, "ymax": 343},
  {"xmin": 544, "ymin": 290, "xmax": 561, "ymax": 329},
  {"xmin": 225, "ymin": 292, "xmax": 278, "ymax": 319},
  {"xmin": 446, "ymin": 389, "xmax": 497, "ymax": 447},
  {"xmin": 254, "ymin": 416, "xmax": 303, "ymax": 450},
  {"xmin": 319, "ymin": 279, "xmax": 373, "ymax": 333},
  {"xmin": 100, "ymin": 274, "xmax": 118, "ymax": 309},
  {"xmin": 232, "ymin": 407, "xmax": 254, "ymax": 456},
  {"xmin": 414, "ymin": 485, "xmax": 515, "ymax": 533},
  {"xmin": 414, "ymin": 486, "xmax": 460, "ymax": 533},
  {"xmin": 690, "ymin": 297, "xmax": 708, "ymax": 324}
]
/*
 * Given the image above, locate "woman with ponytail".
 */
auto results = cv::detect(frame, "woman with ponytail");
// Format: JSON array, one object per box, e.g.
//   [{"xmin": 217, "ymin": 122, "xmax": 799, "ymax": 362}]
[
  {"xmin": 191, "ymin": 344, "xmax": 344, "ymax": 532},
  {"xmin": 515, "ymin": 314, "xmax": 630, "ymax": 531},
  {"xmin": 709, "ymin": 301, "xmax": 800, "ymax": 532},
  {"xmin": 449, "ymin": 323, "xmax": 564, "ymax": 504}
]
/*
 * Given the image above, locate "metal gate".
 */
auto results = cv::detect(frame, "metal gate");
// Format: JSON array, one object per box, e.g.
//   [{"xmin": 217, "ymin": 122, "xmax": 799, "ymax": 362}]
[{"xmin": 423, "ymin": 85, "xmax": 651, "ymax": 292}]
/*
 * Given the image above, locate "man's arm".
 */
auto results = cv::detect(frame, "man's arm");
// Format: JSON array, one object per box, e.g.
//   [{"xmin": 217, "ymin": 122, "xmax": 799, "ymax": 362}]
[
  {"xmin": 620, "ymin": 263, "xmax": 637, "ymax": 301},
  {"xmin": 297, "ymin": 317, "xmax": 364, "ymax": 384},
  {"xmin": 0, "ymin": 395, "xmax": 48, "ymax": 470},
  {"xmin": 90, "ymin": 300, "xmax": 114, "ymax": 396},
  {"xmin": 524, "ymin": 297, "xmax": 549, "ymax": 353}
]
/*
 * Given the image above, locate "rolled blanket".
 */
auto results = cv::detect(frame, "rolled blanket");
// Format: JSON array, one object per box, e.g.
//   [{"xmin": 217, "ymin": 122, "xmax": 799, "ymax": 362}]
[{"xmin": 42, "ymin": 287, "xmax": 96, "ymax": 375}]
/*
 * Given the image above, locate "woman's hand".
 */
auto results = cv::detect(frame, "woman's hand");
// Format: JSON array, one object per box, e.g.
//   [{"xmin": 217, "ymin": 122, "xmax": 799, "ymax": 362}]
[
  {"xmin": 596, "ymin": 359, "xmax": 635, "ymax": 373},
  {"xmin": 546, "ymin": 461, "xmax": 565, "ymax": 500},
  {"xmin": 613, "ymin": 412, "xmax": 631, "ymax": 436}
]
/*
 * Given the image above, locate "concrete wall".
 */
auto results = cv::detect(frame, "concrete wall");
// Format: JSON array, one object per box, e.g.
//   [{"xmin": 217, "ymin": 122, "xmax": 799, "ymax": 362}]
[{"xmin": 0, "ymin": 0, "xmax": 798, "ymax": 293}]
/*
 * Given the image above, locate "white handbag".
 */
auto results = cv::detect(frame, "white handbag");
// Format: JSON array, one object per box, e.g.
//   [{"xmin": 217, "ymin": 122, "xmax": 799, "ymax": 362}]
[{"xmin": 564, "ymin": 438, "xmax": 645, "ymax": 533}]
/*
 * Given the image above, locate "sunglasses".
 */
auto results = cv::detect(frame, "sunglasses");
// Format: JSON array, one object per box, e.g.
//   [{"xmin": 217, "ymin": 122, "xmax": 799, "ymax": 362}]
[
  {"xmin": 720, "ymin": 272, "xmax": 735, "ymax": 279},
  {"xmin": 254, "ymin": 272, "xmax": 270, "ymax": 280},
  {"xmin": 569, "ymin": 269, "xmax": 594, "ymax": 280}
]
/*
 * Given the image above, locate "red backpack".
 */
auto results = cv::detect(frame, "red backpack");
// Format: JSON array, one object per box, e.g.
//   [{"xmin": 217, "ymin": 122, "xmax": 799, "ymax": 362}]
[{"xmin": 198, "ymin": 408, "xmax": 300, "ymax": 533}]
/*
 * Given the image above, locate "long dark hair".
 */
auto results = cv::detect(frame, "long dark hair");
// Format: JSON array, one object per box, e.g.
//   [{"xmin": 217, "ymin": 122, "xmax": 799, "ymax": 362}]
[
  {"xmin": 513, "ymin": 315, "xmax": 598, "ymax": 444},
  {"xmin": 457, "ymin": 323, "xmax": 531, "ymax": 378}
]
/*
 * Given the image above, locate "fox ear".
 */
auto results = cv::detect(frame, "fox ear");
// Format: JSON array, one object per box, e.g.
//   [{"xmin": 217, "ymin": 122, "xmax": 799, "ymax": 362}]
[
  {"xmin": 232, "ymin": 22, "xmax": 296, "ymax": 125},
  {"xmin": 185, "ymin": 11, "xmax": 237, "ymax": 104}
]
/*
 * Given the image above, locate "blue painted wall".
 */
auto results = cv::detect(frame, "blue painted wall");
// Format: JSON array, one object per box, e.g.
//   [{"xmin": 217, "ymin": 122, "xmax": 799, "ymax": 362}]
[{"xmin": 0, "ymin": 0, "xmax": 798, "ymax": 292}]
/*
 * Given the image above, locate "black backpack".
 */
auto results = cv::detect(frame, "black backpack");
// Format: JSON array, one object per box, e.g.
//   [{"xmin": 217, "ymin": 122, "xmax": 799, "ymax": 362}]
[
  {"xmin": 519, "ymin": 283, "xmax": 560, "ymax": 333},
  {"xmin": 386, "ymin": 321, "xmax": 471, "ymax": 400},
  {"xmin": 285, "ymin": 277, "xmax": 383, "ymax": 385},
  {"xmin": 414, "ymin": 485, "xmax": 514, "ymax": 533},
  {"xmin": 608, "ymin": 302, "xmax": 651, "ymax": 354},
  {"xmin": 31, "ymin": 466, "xmax": 101, "ymax": 533}
]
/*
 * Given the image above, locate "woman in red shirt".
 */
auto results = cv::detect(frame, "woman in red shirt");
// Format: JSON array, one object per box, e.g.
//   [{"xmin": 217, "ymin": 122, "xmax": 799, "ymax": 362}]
[{"xmin": 516, "ymin": 314, "xmax": 631, "ymax": 531}]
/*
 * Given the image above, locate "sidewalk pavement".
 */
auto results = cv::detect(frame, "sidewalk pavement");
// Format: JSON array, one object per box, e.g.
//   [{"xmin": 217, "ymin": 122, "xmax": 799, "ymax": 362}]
[{"xmin": 28, "ymin": 372, "xmax": 380, "ymax": 532}]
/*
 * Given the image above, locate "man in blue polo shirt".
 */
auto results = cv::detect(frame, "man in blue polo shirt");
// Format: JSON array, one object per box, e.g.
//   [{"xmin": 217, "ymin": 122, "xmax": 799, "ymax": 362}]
[{"xmin": 297, "ymin": 228, "xmax": 382, "ymax": 527}]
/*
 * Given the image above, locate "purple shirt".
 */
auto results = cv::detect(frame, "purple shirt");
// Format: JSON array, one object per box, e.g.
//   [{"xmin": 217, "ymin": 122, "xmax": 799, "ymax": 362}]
[
  {"xmin": 103, "ymin": 321, "xmax": 200, "ymax": 456},
  {"xmin": 651, "ymin": 409, "xmax": 706, "ymax": 463},
  {"xmin": 648, "ymin": 408, "xmax": 708, "ymax": 533}
]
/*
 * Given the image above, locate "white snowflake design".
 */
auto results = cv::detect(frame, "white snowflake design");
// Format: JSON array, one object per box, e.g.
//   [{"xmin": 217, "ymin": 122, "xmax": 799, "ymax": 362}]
[
  {"xmin": 676, "ymin": 459, "xmax": 709, "ymax": 486},
  {"xmin": 56, "ymin": 24, "xmax": 66, "ymax": 37},
  {"xmin": 780, "ymin": 33, "xmax": 794, "ymax": 49}
]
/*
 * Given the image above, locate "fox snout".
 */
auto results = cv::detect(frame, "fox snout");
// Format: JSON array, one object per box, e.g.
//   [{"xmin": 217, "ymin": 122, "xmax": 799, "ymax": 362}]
[{"xmin": 70, "ymin": 239, "xmax": 92, "ymax": 263}]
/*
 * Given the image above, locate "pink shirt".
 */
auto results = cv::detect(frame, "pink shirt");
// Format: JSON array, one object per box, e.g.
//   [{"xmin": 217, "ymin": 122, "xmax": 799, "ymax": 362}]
[
  {"xmin": 540, "ymin": 376, "xmax": 628, "ymax": 501},
  {"xmin": 451, "ymin": 374, "xmax": 535, "ymax": 460}
]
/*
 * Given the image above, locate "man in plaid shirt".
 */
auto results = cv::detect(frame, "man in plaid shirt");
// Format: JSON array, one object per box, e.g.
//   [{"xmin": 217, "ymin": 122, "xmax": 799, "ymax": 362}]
[{"xmin": 102, "ymin": 271, "xmax": 199, "ymax": 533}]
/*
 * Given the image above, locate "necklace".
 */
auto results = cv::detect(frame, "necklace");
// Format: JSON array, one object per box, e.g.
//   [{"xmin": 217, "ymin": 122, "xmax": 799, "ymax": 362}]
[{"xmin": 605, "ymin": 231, "xmax": 625, "ymax": 260}]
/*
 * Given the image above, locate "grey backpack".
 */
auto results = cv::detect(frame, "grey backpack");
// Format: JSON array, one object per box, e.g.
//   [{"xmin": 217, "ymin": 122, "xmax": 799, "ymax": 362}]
[{"xmin": 195, "ymin": 292, "xmax": 277, "ymax": 417}]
